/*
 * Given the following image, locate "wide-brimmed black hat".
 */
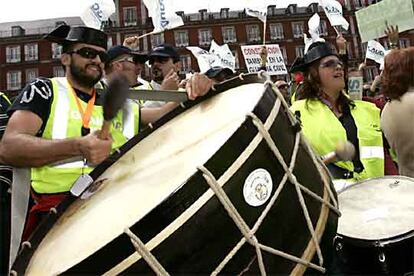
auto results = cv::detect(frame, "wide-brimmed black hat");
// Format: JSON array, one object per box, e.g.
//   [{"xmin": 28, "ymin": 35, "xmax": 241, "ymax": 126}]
[
  {"xmin": 44, "ymin": 25, "xmax": 108, "ymax": 50},
  {"xmin": 289, "ymin": 42, "xmax": 338, "ymax": 73},
  {"xmin": 106, "ymin": 45, "xmax": 149, "ymax": 64}
]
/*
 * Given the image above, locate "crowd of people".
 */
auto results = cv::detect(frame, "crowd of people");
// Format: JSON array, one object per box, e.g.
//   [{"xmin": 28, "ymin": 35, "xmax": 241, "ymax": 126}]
[{"xmin": 0, "ymin": 19, "xmax": 413, "ymax": 274}]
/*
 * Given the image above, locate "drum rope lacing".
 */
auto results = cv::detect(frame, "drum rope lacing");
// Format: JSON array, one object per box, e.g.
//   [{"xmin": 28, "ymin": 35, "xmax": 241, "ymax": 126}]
[
  {"xmin": 196, "ymin": 111, "xmax": 340, "ymax": 275},
  {"xmin": 115, "ymin": 83, "xmax": 339, "ymax": 276},
  {"xmin": 124, "ymin": 228, "xmax": 170, "ymax": 276}
]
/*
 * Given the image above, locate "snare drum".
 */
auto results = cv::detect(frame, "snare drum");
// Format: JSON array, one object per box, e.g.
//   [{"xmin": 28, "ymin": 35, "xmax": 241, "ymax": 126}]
[
  {"xmin": 12, "ymin": 73, "xmax": 339, "ymax": 275},
  {"xmin": 335, "ymin": 176, "xmax": 414, "ymax": 275}
]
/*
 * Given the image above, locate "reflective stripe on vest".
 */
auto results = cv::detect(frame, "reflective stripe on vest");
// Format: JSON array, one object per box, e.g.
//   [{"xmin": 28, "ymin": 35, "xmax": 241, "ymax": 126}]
[
  {"xmin": 290, "ymin": 99, "xmax": 384, "ymax": 181},
  {"xmin": 31, "ymin": 77, "xmax": 136, "ymax": 193}
]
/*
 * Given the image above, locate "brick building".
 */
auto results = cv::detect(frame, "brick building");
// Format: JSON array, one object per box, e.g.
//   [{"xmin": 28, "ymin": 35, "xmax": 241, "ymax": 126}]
[{"xmin": 0, "ymin": 0, "xmax": 413, "ymax": 97}]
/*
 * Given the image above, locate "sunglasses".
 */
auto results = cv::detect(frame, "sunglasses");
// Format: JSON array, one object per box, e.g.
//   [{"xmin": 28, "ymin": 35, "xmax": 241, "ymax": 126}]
[
  {"xmin": 277, "ymin": 84, "xmax": 288, "ymax": 89},
  {"xmin": 68, "ymin": 47, "xmax": 109, "ymax": 63},
  {"xmin": 320, "ymin": 59, "xmax": 343, "ymax": 68},
  {"xmin": 149, "ymin": 56, "xmax": 170, "ymax": 65}
]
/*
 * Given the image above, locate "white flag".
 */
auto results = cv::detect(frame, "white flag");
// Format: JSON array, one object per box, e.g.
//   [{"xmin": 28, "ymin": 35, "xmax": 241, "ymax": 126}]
[
  {"xmin": 143, "ymin": 0, "xmax": 184, "ymax": 33},
  {"xmin": 304, "ymin": 14, "xmax": 325, "ymax": 54},
  {"xmin": 80, "ymin": 0, "xmax": 115, "ymax": 30},
  {"xmin": 366, "ymin": 40, "xmax": 386, "ymax": 66},
  {"xmin": 319, "ymin": 0, "xmax": 349, "ymax": 31},
  {"xmin": 245, "ymin": 7, "xmax": 267, "ymax": 23},
  {"xmin": 186, "ymin": 46, "xmax": 218, "ymax": 73},
  {"xmin": 209, "ymin": 40, "xmax": 236, "ymax": 71}
]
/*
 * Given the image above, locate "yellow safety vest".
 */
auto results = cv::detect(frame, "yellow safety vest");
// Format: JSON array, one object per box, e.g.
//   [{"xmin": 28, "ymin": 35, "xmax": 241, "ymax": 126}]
[
  {"xmin": 290, "ymin": 99, "xmax": 384, "ymax": 182},
  {"xmin": 31, "ymin": 77, "xmax": 140, "ymax": 193}
]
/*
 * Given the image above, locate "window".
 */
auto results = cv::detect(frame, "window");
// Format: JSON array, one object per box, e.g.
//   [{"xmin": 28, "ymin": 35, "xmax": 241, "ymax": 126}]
[
  {"xmin": 292, "ymin": 22, "xmax": 304, "ymax": 38},
  {"xmin": 269, "ymin": 23, "xmax": 284, "ymax": 40},
  {"xmin": 295, "ymin": 46, "xmax": 305, "ymax": 58},
  {"xmin": 347, "ymin": 43, "xmax": 353, "ymax": 59},
  {"xmin": 222, "ymin": 26, "xmax": 236, "ymax": 43},
  {"xmin": 123, "ymin": 7, "xmax": 137, "ymax": 26},
  {"xmin": 365, "ymin": 66, "xmax": 378, "ymax": 82},
  {"xmin": 51, "ymin": 43, "xmax": 62, "ymax": 59},
  {"xmin": 11, "ymin": 26, "xmax": 24, "ymax": 36},
  {"xmin": 151, "ymin": 33, "xmax": 165, "ymax": 47},
  {"xmin": 279, "ymin": 46, "xmax": 288, "ymax": 63},
  {"xmin": 53, "ymin": 66, "xmax": 65, "ymax": 77},
  {"xmin": 25, "ymin": 68, "xmax": 38, "ymax": 84},
  {"xmin": 180, "ymin": 55, "xmax": 192, "ymax": 73},
  {"xmin": 246, "ymin": 25, "xmax": 260, "ymax": 43},
  {"xmin": 199, "ymin": 29, "xmax": 212, "ymax": 46},
  {"xmin": 174, "ymin": 30, "xmax": 189, "ymax": 47},
  {"xmin": 319, "ymin": 20, "xmax": 328, "ymax": 36},
  {"xmin": 353, "ymin": 0, "xmax": 364, "ymax": 8},
  {"xmin": 220, "ymin": 8, "xmax": 229, "ymax": 19},
  {"xmin": 399, "ymin": 38, "xmax": 410, "ymax": 48},
  {"xmin": 7, "ymin": 71, "xmax": 21, "ymax": 90},
  {"xmin": 6, "ymin": 45, "xmax": 21, "ymax": 63},
  {"xmin": 24, "ymin": 43, "xmax": 38, "ymax": 61}
]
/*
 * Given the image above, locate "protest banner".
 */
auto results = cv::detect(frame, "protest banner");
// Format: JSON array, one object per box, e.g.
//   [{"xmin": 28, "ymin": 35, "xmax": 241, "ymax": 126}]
[
  {"xmin": 241, "ymin": 44, "xmax": 287, "ymax": 75},
  {"xmin": 348, "ymin": 76, "xmax": 363, "ymax": 100},
  {"xmin": 355, "ymin": 0, "xmax": 414, "ymax": 42}
]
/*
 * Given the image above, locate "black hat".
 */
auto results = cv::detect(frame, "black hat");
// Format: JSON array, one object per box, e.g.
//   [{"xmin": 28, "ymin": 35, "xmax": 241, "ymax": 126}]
[
  {"xmin": 149, "ymin": 43, "xmax": 179, "ymax": 61},
  {"xmin": 205, "ymin": 66, "xmax": 234, "ymax": 79},
  {"xmin": 44, "ymin": 25, "xmax": 108, "ymax": 50},
  {"xmin": 106, "ymin": 45, "xmax": 149, "ymax": 64},
  {"xmin": 289, "ymin": 42, "xmax": 338, "ymax": 73}
]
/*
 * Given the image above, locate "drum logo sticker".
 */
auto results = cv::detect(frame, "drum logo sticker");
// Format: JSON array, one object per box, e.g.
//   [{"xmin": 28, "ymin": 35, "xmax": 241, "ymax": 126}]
[{"xmin": 243, "ymin": 168, "xmax": 273, "ymax": 207}]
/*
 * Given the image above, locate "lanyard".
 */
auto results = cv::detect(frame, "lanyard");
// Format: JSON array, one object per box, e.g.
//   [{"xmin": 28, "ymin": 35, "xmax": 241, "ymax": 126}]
[{"xmin": 68, "ymin": 83, "xmax": 96, "ymax": 133}]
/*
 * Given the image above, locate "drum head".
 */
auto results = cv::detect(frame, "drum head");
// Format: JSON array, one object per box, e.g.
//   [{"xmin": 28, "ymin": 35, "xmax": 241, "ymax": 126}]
[{"xmin": 337, "ymin": 176, "xmax": 414, "ymax": 240}]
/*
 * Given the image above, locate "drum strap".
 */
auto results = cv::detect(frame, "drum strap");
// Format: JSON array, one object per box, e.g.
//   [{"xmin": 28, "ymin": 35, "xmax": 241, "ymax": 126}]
[{"xmin": 338, "ymin": 110, "xmax": 364, "ymax": 173}]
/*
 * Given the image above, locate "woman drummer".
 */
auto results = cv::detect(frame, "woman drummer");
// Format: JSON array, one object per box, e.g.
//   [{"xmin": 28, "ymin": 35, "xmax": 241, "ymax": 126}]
[{"xmin": 290, "ymin": 38, "xmax": 385, "ymax": 189}]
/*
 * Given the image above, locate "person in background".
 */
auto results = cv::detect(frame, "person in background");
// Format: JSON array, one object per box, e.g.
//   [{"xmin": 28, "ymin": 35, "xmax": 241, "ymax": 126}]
[
  {"xmin": 290, "ymin": 37, "xmax": 384, "ymax": 190},
  {"xmin": 275, "ymin": 80, "xmax": 290, "ymax": 104},
  {"xmin": 0, "ymin": 92, "xmax": 12, "ymax": 275},
  {"xmin": 142, "ymin": 44, "xmax": 183, "ymax": 108},
  {"xmin": 381, "ymin": 47, "xmax": 414, "ymax": 177}
]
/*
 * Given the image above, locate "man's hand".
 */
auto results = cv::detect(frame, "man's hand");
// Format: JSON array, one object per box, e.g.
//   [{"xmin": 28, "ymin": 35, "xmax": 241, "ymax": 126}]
[
  {"xmin": 78, "ymin": 132, "xmax": 113, "ymax": 165},
  {"xmin": 336, "ymin": 35, "xmax": 347, "ymax": 54},
  {"xmin": 185, "ymin": 73, "xmax": 214, "ymax": 100},
  {"xmin": 385, "ymin": 24, "xmax": 399, "ymax": 48},
  {"xmin": 160, "ymin": 69, "xmax": 180, "ymax": 90},
  {"xmin": 123, "ymin": 36, "xmax": 139, "ymax": 49}
]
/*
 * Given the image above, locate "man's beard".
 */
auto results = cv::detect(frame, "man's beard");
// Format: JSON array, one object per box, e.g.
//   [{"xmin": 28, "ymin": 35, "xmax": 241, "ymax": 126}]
[
  {"xmin": 70, "ymin": 63, "xmax": 102, "ymax": 88},
  {"xmin": 152, "ymin": 67, "xmax": 164, "ymax": 83}
]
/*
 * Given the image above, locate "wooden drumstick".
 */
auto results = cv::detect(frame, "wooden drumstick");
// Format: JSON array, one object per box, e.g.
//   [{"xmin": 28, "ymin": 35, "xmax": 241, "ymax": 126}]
[
  {"xmin": 322, "ymin": 141, "xmax": 355, "ymax": 165},
  {"xmin": 99, "ymin": 74, "xmax": 129, "ymax": 140}
]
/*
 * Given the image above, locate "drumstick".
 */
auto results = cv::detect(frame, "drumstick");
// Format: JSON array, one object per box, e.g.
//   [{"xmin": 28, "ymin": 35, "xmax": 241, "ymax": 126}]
[
  {"xmin": 322, "ymin": 141, "xmax": 355, "ymax": 165},
  {"xmin": 99, "ymin": 74, "xmax": 129, "ymax": 140}
]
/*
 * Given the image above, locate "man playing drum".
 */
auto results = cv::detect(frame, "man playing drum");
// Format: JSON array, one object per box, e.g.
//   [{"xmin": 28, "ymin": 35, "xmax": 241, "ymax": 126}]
[{"xmin": 0, "ymin": 25, "xmax": 212, "ymax": 240}]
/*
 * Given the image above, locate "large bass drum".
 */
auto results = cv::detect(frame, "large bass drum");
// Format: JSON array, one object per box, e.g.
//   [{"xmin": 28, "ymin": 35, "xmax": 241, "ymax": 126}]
[
  {"xmin": 335, "ymin": 176, "xmax": 414, "ymax": 275},
  {"xmin": 12, "ymin": 73, "xmax": 339, "ymax": 275}
]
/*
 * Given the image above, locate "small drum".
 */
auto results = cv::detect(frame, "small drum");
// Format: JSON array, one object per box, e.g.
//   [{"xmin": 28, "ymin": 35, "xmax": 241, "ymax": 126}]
[
  {"xmin": 335, "ymin": 176, "xmax": 414, "ymax": 275},
  {"xmin": 12, "ymin": 73, "xmax": 339, "ymax": 275}
]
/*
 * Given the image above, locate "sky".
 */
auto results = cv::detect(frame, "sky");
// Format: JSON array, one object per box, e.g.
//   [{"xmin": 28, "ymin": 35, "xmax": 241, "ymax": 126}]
[{"xmin": 0, "ymin": 0, "xmax": 317, "ymax": 24}]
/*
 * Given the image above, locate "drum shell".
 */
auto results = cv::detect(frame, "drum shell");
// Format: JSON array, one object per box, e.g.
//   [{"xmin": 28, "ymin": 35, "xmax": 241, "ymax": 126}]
[
  {"xmin": 334, "ymin": 231, "xmax": 414, "ymax": 275},
  {"xmin": 12, "ymin": 74, "xmax": 339, "ymax": 275}
]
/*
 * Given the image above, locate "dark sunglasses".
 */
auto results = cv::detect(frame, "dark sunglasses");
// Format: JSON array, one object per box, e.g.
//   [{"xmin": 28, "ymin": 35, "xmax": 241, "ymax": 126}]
[
  {"xmin": 320, "ymin": 59, "xmax": 343, "ymax": 68},
  {"xmin": 149, "ymin": 56, "xmax": 170, "ymax": 65},
  {"xmin": 277, "ymin": 84, "xmax": 288, "ymax": 89},
  {"xmin": 68, "ymin": 47, "xmax": 109, "ymax": 63}
]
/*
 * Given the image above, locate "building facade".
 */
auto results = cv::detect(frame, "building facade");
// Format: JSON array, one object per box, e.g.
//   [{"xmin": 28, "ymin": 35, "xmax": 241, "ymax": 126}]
[{"xmin": 0, "ymin": 0, "xmax": 413, "ymax": 97}]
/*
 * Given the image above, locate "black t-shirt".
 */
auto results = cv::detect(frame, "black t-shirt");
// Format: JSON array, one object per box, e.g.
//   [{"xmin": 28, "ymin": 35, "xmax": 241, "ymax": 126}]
[{"xmin": 8, "ymin": 78, "xmax": 104, "ymax": 137}]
